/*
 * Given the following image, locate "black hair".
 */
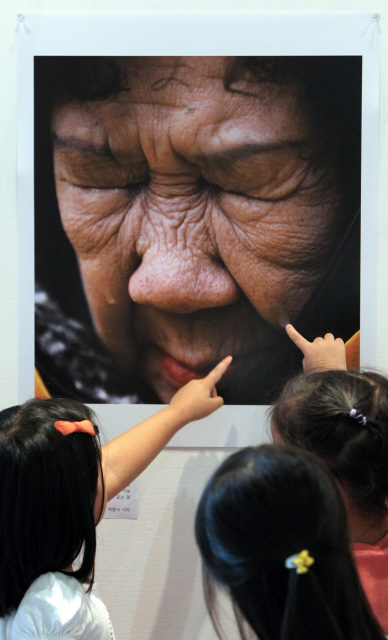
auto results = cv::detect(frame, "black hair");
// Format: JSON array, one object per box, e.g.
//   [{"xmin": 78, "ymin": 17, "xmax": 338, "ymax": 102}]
[
  {"xmin": 195, "ymin": 445, "xmax": 385, "ymax": 640},
  {"xmin": 0, "ymin": 398, "xmax": 104, "ymax": 616},
  {"xmin": 271, "ymin": 370, "xmax": 388, "ymax": 516}
]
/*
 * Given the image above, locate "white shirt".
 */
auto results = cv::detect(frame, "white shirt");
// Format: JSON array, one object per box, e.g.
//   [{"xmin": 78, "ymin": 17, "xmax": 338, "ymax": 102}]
[{"xmin": 0, "ymin": 572, "xmax": 115, "ymax": 639}]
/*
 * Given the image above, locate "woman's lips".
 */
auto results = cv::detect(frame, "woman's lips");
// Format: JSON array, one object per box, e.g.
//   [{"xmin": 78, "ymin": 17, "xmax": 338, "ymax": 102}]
[
  {"xmin": 147, "ymin": 344, "xmax": 237, "ymax": 392},
  {"xmin": 159, "ymin": 349, "xmax": 204, "ymax": 388},
  {"xmin": 148, "ymin": 344, "xmax": 218, "ymax": 388}
]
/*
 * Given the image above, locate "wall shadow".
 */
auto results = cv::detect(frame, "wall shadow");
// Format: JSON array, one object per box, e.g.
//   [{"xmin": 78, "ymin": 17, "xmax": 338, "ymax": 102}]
[{"xmin": 130, "ymin": 449, "xmax": 233, "ymax": 640}]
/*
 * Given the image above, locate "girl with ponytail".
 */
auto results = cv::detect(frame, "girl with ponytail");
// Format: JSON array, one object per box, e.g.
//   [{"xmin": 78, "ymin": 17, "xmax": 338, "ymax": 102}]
[
  {"xmin": 273, "ymin": 325, "xmax": 388, "ymax": 632},
  {"xmin": 195, "ymin": 445, "xmax": 385, "ymax": 640}
]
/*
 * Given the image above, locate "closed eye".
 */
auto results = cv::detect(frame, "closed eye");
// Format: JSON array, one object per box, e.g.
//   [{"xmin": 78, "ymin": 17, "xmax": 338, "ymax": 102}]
[
  {"xmin": 53, "ymin": 135, "xmax": 149, "ymax": 191},
  {"xmin": 70, "ymin": 177, "xmax": 150, "ymax": 191}
]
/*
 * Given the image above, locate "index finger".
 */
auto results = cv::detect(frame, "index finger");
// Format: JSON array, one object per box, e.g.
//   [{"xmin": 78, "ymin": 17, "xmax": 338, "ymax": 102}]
[
  {"xmin": 205, "ymin": 356, "xmax": 233, "ymax": 387},
  {"xmin": 285, "ymin": 324, "xmax": 312, "ymax": 354}
]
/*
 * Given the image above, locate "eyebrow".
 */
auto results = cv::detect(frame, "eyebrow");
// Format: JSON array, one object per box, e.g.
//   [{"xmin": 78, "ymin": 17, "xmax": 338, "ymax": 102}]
[
  {"xmin": 203, "ymin": 140, "xmax": 306, "ymax": 163},
  {"xmin": 52, "ymin": 135, "xmax": 114, "ymax": 160}
]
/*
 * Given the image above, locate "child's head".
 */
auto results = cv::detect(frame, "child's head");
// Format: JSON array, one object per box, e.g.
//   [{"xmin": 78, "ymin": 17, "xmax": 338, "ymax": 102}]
[
  {"xmin": 195, "ymin": 444, "xmax": 384, "ymax": 640},
  {"xmin": 271, "ymin": 370, "xmax": 388, "ymax": 517},
  {"xmin": 0, "ymin": 398, "xmax": 104, "ymax": 616}
]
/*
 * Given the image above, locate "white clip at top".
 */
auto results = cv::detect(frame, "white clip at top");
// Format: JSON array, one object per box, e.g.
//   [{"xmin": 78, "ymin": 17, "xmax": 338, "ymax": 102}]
[
  {"xmin": 15, "ymin": 13, "xmax": 31, "ymax": 34},
  {"xmin": 373, "ymin": 13, "xmax": 382, "ymax": 32},
  {"xmin": 360, "ymin": 12, "xmax": 382, "ymax": 39}
]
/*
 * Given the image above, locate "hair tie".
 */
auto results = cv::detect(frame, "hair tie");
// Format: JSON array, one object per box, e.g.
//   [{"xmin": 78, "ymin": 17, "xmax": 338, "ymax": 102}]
[
  {"xmin": 54, "ymin": 419, "xmax": 97, "ymax": 436},
  {"xmin": 349, "ymin": 408, "xmax": 367, "ymax": 426},
  {"xmin": 285, "ymin": 549, "xmax": 314, "ymax": 574}
]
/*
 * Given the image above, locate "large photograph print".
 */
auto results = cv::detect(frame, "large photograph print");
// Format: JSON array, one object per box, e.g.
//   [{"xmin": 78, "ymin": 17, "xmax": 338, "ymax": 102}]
[
  {"xmin": 35, "ymin": 55, "xmax": 361, "ymax": 406},
  {"xmin": 16, "ymin": 12, "xmax": 378, "ymax": 446}
]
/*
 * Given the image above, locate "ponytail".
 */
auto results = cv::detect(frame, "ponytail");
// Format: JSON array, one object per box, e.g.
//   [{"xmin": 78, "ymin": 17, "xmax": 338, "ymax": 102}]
[
  {"xmin": 271, "ymin": 370, "xmax": 388, "ymax": 516},
  {"xmin": 280, "ymin": 570, "xmax": 343, "ymax": 640},
  {"xmin": 196, "ymin": 445, "xmax": 386, "ymax": 640}
]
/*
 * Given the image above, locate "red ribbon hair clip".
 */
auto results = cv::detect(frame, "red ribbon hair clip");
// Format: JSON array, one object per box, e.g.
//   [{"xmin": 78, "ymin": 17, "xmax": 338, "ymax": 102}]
[{"xmin": 54, "ymin": 419, "xmax": 96, "ymax": 436}]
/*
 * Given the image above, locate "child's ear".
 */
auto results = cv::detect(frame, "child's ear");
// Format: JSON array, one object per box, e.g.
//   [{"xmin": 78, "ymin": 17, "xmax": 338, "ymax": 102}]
[
  {"xmin": 271, "ymin": 423, "xmax": 283, "ymax": 444},
  {"xmin": 335, "ymin": 481, "xmax": 350, "ymax": 508}
]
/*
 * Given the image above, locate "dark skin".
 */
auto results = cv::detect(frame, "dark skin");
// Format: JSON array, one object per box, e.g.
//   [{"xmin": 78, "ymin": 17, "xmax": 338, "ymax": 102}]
[{"xmin": 51, "ymin": 57, "xmax": 342, "ymax": 403}]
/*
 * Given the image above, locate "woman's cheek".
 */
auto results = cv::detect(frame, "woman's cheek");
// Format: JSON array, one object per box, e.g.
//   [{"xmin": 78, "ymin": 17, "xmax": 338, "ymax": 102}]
[
  {"xmin": 55, "ymin": 182, "xmax": 139, "ymax": 259},
  {"xmin": 213, "ymin": 194, "xmax": 336, "ymax": 328},
  {"xmin": 54, "ymin": 183, "xmax": 142, "ymax": 364},
  {"xmin": 229, "ymin": 256, "xmax": 317, "ymax": 328}
]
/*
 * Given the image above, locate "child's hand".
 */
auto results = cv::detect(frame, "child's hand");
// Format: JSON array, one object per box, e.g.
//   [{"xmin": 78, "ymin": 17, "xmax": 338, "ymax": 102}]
[
  {"xmin": 286, "ymin": 324, "xmax": 347, "ymax": 372},
  {"xmin": 102, "ymin": 356, "xmax": 232, "ymax": 500},
  {"xmin": 169, "ymin": 356, "xmax": 233, "ymax": 423}
]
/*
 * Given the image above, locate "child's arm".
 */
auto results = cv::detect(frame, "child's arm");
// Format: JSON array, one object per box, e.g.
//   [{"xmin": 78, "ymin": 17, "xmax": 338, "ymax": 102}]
[
  {"xmin": 100, "ymin": 356, "xmax": 232, "ymax": 503},
  {"xmin": 285, "ymin": 324, "xmax": 347, "ymax": 372}
]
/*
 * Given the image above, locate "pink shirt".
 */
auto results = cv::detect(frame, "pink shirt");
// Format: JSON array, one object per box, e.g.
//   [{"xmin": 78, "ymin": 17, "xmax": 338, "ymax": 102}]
[{"xmin": 353, "ymin": 532, "xmax": 388, "ymax": 634}]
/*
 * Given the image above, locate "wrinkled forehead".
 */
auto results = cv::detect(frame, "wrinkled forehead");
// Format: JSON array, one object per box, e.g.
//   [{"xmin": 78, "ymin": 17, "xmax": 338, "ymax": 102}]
[
  {"xmin": 120, "ymin": 56, "xmax": 231, "ymax": 93},
  {"xmin": 51, "ymin": 56, "xmax": 311, "ymax": 156},
  {"xmin": 114, "ymin": 55, "xmax": 304, "ymax": 109}
]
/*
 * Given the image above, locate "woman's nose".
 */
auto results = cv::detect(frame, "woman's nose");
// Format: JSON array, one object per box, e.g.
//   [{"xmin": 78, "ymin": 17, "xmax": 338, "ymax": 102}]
[{"xmin": 128, "ymin": 248, "xmax": 240, "ymax": 313}]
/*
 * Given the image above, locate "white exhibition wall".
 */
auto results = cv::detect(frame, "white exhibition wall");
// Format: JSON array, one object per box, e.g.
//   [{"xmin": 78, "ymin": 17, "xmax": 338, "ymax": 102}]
[{"xmin": 1, "ymin": 1, "xmax": 388, "ymax": 639}]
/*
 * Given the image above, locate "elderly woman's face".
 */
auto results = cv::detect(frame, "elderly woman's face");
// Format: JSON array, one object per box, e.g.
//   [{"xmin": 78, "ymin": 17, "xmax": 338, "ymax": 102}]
[{"xmin": 51, "ymin": 57, "xmax": 341, "ymax": 402}]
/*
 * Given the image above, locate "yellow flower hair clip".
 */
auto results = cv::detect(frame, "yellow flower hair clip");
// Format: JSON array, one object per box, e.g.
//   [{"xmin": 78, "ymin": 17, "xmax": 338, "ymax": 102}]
[{"xmin": 285, "ymin": 549, "xmax": 315, "ymax": 574}]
